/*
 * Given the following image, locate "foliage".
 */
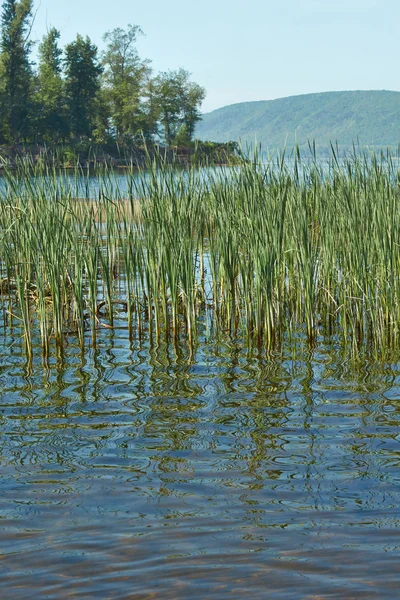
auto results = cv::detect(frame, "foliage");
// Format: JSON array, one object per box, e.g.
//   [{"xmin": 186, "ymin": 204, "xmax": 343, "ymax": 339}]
[
  {"xmin": 186, "ymin": 140, "xmax": 241, "ymax": 164},
  {"xmin": 152, "ymin": 68, "xmax": 205, "ymax": 146},
  {"xmin": 36, "ymin": 27, "xmax": 68, "ymax": 141},
  {"xmin": 0, "ymin": 1, "xmax": 207, "ymax": 148},
  {"xmin": 64, "ymin": 35, "xmax": 103, "ymax": 139},
  {"xmin": 102, "ymin": 24, "xmax": 153, "ymax": 143},
  {"xmin": 0, "ymin": 0, "xmax": 33, "ymax": 142}
]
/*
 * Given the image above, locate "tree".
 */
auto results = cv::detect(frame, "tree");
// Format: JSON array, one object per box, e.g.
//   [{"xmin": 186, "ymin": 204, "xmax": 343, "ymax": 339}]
[
  {"xmin": 36, "ymin": 27, "xmax": 68, "ymax": 141},
  {"xmin": 151, "ymin": 70, "xmax": 183, "ymax": 147},
  {"xmin": 180, "ymin": 78, "xmax": 206, "ymax": 142},
  {"xmin": 102, "ymin": 24, "xmax": 153, "ymax": 143},
  {"xmin": 152, "ymin": 68, "xmax": 205, "ymax": 146},
  {"xmin": 64, "ymin": 34, "xmax": 103, "ymax": 139},
  {"xmin": 0, "ymin": 0, "xmax": 34, "ymax": 142}
]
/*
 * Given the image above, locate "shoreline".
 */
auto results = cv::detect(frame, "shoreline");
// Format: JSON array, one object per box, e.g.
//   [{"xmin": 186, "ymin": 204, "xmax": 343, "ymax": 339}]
[{"xmin": 0, "ymin": 141, "xmax": 241, "ymax": 171}]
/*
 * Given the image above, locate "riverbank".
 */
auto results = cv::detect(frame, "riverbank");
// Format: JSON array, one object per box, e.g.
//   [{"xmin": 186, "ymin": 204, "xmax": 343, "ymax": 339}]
[{"xmin": 0, "ymin": 140, "xmax": 241, "ymax": 171}]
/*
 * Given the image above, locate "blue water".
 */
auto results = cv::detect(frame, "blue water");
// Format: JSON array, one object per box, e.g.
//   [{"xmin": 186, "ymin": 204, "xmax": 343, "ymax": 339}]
[{"xmin": 1, "ymin": 320, "xmax": 400, "ymax": 598}]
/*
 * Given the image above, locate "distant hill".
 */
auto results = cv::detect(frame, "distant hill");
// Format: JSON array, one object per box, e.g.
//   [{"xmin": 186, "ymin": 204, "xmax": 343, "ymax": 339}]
[{"xmin": 195, "ymin": 90, "xmax": 400, "ymax": 153}]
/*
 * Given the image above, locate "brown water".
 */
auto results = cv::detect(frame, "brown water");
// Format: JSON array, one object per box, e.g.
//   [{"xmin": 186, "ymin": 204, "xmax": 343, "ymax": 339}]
[{"xmin": 1, "ymin": 321, "xmax": 400, "ymax": 598}]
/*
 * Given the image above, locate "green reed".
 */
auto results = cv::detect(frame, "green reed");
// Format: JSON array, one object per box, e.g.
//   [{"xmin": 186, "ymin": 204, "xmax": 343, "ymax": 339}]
[{"xmin": 1, "ymin": 147, "xmax": 400, "ymax": 360}]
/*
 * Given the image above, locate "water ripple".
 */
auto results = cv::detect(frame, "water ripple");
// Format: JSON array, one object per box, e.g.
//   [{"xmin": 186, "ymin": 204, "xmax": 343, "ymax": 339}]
[{"xmin": 1, "ymin": 331, "xmax": 400, "ymax": 597}]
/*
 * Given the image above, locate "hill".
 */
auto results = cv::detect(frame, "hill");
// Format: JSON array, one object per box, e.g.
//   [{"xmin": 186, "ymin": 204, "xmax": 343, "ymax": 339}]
[{"xmin": 195, "ymin": 90, "xmax": 400, "ymax": 153}]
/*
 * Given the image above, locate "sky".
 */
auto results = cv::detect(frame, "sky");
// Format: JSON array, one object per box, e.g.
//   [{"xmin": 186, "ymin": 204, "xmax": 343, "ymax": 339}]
[{"xmin": 30, "ymin": 0, "xmax": 399, "ymax": 113}]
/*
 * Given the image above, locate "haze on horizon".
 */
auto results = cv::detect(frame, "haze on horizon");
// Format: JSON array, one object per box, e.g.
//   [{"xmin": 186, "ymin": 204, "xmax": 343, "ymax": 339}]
[{"xmin": 31, "ymin": 0, "xmax": 399, "ymax": 113}]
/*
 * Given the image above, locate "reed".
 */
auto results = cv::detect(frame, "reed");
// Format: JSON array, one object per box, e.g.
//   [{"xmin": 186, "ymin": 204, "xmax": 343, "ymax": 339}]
[{"xmin": 1, "ymin": 146, "xmax": 400, "ymax": 360}]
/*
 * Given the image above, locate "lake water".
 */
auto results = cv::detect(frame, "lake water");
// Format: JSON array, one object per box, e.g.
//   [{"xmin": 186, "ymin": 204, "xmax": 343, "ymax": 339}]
[
  {"xmin": 1, "ymin": 317, "xmax": 400, "ymax": 598},
  {"xmin": 2, "ymin": 161, "xmax": 400, "ymax": 597}
]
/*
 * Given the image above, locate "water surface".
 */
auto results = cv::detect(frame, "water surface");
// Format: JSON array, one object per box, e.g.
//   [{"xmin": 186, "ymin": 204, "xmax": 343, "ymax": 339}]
[{"xmin": 1, "ymin": 322, "xmax": 400, "ymax": 598}]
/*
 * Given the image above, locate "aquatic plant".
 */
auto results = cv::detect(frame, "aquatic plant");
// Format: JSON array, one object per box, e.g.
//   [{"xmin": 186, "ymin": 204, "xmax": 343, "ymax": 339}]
[{"xmin": 1, "ymin": 147, "xmax": 400, "ymax": 361}]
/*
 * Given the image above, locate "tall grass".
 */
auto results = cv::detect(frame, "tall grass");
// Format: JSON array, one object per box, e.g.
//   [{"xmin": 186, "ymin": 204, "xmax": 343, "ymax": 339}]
[{"xmin": 1, "ymin": 147, "xmax": 400, "ymax": 360}]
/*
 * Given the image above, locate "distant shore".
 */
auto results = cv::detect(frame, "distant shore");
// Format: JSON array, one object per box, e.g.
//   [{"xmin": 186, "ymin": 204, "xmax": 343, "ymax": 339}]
[{"xmin": 0, "ymin": 141, "xmax": 241, "ymax": 171}]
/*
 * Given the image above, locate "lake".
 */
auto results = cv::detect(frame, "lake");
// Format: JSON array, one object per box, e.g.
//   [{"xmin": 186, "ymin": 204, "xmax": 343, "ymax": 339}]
[
  {"xmin": 2, "ymin": 156, "xmax": 400, "ymax": 598},
  {"xmin": 1, "ymin": 320, "xmax": 400, "ymax": 598}
]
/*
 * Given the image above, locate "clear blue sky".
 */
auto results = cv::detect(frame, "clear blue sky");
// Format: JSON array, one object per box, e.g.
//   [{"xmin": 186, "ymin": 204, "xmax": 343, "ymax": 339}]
[{"xmin": 31, "ymin": 0, "xmax": 399, "ymax": 113}]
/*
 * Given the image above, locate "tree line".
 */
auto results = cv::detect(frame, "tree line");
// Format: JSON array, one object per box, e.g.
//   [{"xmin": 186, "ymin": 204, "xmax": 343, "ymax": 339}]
[{"xmin": 0, "ymin": 0, "xmax": 206, "ymax": 148}]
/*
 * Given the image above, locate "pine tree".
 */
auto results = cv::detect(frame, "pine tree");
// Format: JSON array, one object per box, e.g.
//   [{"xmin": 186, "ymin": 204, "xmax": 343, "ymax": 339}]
[
  {"xmin": 0, "ymin": 0, "xmax": 34, "ymax": 142},
  {"xmin": 64, "ymin": 35, "xmax": 103, "ymax": 139},
  {"xmin": 36, "ymin": 27, "xmax": 68, "ymax": 141}
]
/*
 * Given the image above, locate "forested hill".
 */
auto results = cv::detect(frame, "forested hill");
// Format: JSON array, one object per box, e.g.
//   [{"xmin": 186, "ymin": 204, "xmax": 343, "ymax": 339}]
[{"xmin": 195, "ymin": 90, "xmax": 400, "ymax": 153}]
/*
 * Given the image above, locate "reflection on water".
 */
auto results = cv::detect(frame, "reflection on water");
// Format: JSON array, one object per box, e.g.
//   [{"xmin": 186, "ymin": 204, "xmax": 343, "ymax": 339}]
[{"xmin": 1, "ymin": 323, "xmax": 400, "ymax": 598}]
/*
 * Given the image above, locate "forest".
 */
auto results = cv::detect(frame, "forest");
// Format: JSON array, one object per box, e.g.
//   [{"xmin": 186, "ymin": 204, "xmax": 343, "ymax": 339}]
[{"xmin": 0, "ymin": 0, "xmax": 207, "ymax": 151}]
